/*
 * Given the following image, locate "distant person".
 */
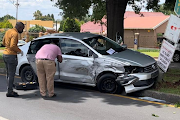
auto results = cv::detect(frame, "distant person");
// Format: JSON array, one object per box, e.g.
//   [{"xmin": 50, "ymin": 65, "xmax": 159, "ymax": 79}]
[
  {"xmin": 2, "ymin": 22, "xmax": 24, "ymax": 97},
  {"xmin": 35, "ymin": 40, "xmax": 62, "ymax": 98}
]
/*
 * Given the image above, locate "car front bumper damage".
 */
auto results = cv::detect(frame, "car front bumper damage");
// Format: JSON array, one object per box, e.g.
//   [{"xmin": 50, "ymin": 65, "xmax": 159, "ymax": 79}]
[{"xmin": 116, "ymin": 70, "xmax": 159, "ymax": 93}]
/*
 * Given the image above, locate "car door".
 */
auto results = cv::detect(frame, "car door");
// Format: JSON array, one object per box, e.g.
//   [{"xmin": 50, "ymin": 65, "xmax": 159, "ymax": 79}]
[
  {"xmin": 59, "ymin": 38, "xmax": 95, "ymax": 84},
  {"xmin": 27, "ymin": 38, "xmax": 60, "ymax": 80}
]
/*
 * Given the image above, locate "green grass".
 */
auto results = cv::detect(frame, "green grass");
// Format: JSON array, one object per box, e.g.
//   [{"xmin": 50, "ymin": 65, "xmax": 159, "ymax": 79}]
[
  {"xmin": 0, "ymin": 47, "xmax": 5, "ymax": 50},
  {"xmin": 141, "ymin": 52, "xmax": 159, "ymax": 57},
  {"xmin": 0, "ymin": 53, "xmax": 5, "ymax": 68},
  {"xmin": 155, "ymin": 87, "xmax": 180, "ymax": 95},
  {"xmin": 153, "ymin": 68, "xmax": 180, "ymax": 95},
  {"xmin": 137, "ymin": 49, "xmax": 160, "ymax": 52}
]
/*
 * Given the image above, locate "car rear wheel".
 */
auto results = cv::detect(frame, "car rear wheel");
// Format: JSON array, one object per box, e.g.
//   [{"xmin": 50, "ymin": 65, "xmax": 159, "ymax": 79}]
[
  {"xmin": 20, "ymin": 66, "xmax": 38, "ymax": 83},
  {"xmin": 173, "ymin": 51, "xmax": 180, "ymax": 62},
  {"xmin": 97, "ymin": 73, "xmax": 122, "ymax": 94}
]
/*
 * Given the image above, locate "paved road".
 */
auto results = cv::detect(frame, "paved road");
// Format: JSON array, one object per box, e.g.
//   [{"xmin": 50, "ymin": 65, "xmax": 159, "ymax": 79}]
[{"xmin": 0, "ymin": 74, "xmax": 180, "ymax": 120}]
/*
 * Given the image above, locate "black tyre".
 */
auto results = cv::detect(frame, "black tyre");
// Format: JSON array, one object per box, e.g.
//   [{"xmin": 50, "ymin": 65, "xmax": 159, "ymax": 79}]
[
  {"xmin": 97, "ymin": 73, "xmax": 122, "ymax": 94},
  {"xmin": 20, "ymin": 66, "xmax": 38, "ymax": 83},
  {"xmin": 173, "ymin": 51, "xmax": 180, "ymax": 62}
]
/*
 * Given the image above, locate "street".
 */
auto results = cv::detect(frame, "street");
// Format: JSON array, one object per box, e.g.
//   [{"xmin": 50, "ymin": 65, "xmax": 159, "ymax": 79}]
[{"xmin": 0, "ymin": 74, "xmax": 180, "ymax": 120}]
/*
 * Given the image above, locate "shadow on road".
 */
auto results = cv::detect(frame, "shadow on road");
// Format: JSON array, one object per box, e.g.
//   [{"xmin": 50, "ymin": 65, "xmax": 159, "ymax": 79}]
[{"xmin": 0, "ymin": 75, "xmax": 165, "ymax": 109}]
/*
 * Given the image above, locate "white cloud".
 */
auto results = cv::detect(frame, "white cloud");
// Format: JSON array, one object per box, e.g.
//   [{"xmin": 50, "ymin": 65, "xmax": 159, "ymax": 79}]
[{"xmin": 0, "ymin": 0, "xmax": 62, "ymax": 20}]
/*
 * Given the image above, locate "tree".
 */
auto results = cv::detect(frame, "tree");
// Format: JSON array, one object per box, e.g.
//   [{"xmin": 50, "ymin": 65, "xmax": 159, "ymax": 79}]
[
  {"xmin": 28, "ymin": 24, "xmax": 46, "ymax": 33},
  {"xmin": 0, "ymin": 20, "xmax": 13, "ymax": 29},
  {"xmin": 50, "ymin": 0, "xmax": 176, "ymax": 42},
  {"xmin": 153, "ymin": 4, "xmax": 175, "ymax": 15},
  {"xmin": 63, "ymin": 18, "xmax": 81, "ymax": 32},
  {"xmin": 33, "ymin": 10, "xmax": 43, "ymax": 20},
  {"xmin": 51, "ymin": 14, "xmax": 55, "ymax": 21},
  {"xmin": 0, "ymin": 14, "xmax": 15, "ymax": 22},
  {"xmin": 59, "ymin": 19, "xmax": 65, "ymax": 31}
]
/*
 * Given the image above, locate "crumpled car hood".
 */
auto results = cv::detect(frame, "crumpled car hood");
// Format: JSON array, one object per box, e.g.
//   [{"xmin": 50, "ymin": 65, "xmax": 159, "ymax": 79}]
[{"xmin": 105, "ymin": 49, "xmax": 156, "ymax": 67}]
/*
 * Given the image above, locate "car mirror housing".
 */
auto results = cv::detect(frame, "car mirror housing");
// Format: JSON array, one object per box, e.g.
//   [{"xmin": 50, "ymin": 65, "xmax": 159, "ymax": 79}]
[{"xmin": 121, "ymin": 44, "xmax": 127, "ymax": 50}]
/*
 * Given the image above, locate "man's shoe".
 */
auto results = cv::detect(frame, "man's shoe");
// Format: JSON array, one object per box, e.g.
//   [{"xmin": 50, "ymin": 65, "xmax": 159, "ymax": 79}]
[
  {"xmin": 6, "ymin": 91, "xmax": 19, "ymax": 97},
  {"xmin": 50, "ymin": 94, "xmax": 56, "ymax": 98},
  {"xmin": 41, "ymin": 95, "xmax": 47, "ymax": 99}
]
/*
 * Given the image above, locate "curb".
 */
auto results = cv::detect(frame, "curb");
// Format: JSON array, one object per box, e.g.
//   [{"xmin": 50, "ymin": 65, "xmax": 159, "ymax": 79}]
[
  {"xmin": 133, "ymin": 90, "xmax": 180, "ymax": 104},
  {"xmin": 0, "ymin": 68, "xmax": 180, "ymax": 104}
]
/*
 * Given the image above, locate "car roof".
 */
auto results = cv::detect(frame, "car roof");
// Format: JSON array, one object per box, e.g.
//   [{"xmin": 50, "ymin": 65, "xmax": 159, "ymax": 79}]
[{"xmin": 38, "ymin": 32, "xmax": 100, "ymax": 40}]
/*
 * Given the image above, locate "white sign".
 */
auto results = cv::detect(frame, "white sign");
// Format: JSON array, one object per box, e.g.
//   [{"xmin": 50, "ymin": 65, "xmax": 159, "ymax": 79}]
[
  {"xmin": 164, "ymin": 14, "xmax": 180, "ymax": 43},
  {"xmin": 157, "ymin": 40, "xmax": 176, "ymax": 72}
]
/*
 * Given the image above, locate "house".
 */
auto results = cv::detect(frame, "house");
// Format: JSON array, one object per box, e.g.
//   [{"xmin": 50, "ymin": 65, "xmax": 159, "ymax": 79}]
[
  {"xmin": 8, "ymin": 19, "xmax": 54, "ymax": 32},
  {"xmin": 124, "ymin": 15, "xmax": 169, "ymax": 48},
  {"xmin": 80, "ymin": 11, "xmax": 170, "ymax": 48}
]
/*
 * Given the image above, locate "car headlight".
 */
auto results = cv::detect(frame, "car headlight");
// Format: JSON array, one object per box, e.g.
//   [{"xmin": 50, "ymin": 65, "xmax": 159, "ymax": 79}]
[{"xmin": 124, "ymin": 66, "xmax": 144, "ymax": 74}]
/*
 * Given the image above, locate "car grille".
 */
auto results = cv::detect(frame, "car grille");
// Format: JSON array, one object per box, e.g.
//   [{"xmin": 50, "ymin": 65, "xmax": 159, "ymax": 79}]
[{"xmin": 144, "ymin": 63, "xmax": 158, "ymax": 73}]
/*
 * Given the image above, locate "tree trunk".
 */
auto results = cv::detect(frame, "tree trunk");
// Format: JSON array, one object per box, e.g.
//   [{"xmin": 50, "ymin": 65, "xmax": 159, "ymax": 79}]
[{"xmin": 106, "ymin": 0, "xmax": 128, "ymax": 42}]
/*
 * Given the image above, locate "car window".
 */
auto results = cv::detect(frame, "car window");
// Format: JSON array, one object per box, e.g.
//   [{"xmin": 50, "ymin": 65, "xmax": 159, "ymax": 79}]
[
  {"xmin": 60, "ymin": 39, "xmax": 89, "ymax": 57},
  {"xmin": 28, "ymin": 39, "xmax": 51, "ymax": 54},
  {"xmin": 83, "ymin": 36, "xmax": 123, "ymax": 55}
]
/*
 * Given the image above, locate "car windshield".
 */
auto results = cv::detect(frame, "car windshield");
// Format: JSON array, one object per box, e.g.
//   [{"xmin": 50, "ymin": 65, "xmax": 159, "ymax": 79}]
[{"xmin": 82, "ymin": 36, "xmax": 124, "ymax": 55}]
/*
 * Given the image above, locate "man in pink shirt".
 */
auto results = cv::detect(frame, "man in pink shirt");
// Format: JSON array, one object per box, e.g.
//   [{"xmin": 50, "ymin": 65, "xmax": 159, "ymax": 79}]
[{"xmin": 35, "ymin": 39, "xmax": 62, "ymax": 98}]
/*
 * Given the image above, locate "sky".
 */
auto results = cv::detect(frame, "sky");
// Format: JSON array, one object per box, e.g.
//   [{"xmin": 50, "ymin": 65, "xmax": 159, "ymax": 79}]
[{"xmin": 0, "ymin": 0, "xmax": 166, "ymax": 21}]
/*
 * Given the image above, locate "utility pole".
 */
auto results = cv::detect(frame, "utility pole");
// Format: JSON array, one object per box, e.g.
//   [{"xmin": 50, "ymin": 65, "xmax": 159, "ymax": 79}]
[{"xmin": 15, "ymin": 0, "xmax": 19, "ymax": 23}]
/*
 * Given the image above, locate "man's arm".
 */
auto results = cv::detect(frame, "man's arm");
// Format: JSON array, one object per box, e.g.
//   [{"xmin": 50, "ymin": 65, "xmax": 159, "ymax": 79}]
[
  {"xmin": 10, "ymin": 33, "xmax": 21, "ymax": 53},
  {"xmin": 57, "ymin": 55, "xmax": 62, "ymax": 63}
]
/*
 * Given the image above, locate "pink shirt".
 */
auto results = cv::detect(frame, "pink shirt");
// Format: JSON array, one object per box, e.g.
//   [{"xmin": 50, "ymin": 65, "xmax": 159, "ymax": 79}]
[{"xmin": 35, "ymin": 44, "xmax": 62, "ymax": 61}]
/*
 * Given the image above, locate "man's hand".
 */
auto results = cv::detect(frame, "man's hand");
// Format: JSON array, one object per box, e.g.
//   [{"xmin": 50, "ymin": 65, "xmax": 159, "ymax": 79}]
[
  {"xmin": 20, "ymin": 50, "xmax": 23, "ymax": 56},
  {"xmin": 18, "ymin": 50, "xmax": 23, "ymax": 56}
]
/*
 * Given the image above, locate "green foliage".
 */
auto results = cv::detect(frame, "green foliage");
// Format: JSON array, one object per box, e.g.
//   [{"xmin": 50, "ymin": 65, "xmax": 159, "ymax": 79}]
[
  {"xmin": 29, "ymin": 36, "xmax": 34, "ymax": 41},
  {"xmin": 0, "ymin": 14, "xmax": 15, "ymax": 22},
  {"xmin": 53, "ymin": 0, "xmax": 92, "ymax": 20},
  {"xmin": 28, "ymin": 24, "xmax": 46, "ymax": 33},
  {"xmin": 153, "ymin": 4, "xmax": 175, "ymax": 15},
  {"xmin": 174, "ymin": 102, "xmax": 180, "ymax": 108},
  {"xmin": 1, "ymin": 20, "xmax": 13, "ymax": 29},
  {"xmin": 33, "ymin": 10, "xmax": 55, "ymax": 21},
  {"xmin": 63, "ymin": 18, "xmax": 81, "ymax": 32},
  {"xmin": 0, "ymin": 20, "xmax": 13, "ymax": 29},
  {"xmin": 59, "ymin": 19, "xmax": 65, "ymax": 31},
  {"xmin": 0, "ymin": 31, "xmax": 6, "ymax": 42}
]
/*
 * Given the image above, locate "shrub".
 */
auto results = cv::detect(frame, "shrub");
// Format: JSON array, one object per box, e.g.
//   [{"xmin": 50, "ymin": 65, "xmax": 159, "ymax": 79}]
[
  {"xmin": 0, "ymin": 31, "xmax": 6, "ymax": 42},
  {"xmin": 28, "ymin": 24, "xmax": 46, "ymax": 33},
  {"xmin": 0, "ymin": 20, "xmax": 13, "ymax": 29},
  {"xmin": 63, "ymin": 18, "xmax": 81, "ymax": 32}
]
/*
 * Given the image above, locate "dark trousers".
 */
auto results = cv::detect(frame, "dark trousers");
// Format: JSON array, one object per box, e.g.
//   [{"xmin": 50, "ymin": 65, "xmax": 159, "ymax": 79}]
[{"xmin": 3, "ymin": 54, "xmax": 18, "ymax": 93}]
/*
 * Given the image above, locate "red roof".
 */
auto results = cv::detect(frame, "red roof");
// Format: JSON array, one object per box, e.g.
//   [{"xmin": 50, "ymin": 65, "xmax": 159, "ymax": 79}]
[
  {"xmin": 80, "ymin": 11, "xmax": 169, "ymax": 33},
  {"xmin": 124, "ymin": 16, "xmax": 170, "ymax": 29},
  {"xmin": 124, "ymin": 11, "xmax": 165, "ymax": 18},
  {"xmin": 81, "ymin": 21, "xmax": 106, "ymax": 33}
]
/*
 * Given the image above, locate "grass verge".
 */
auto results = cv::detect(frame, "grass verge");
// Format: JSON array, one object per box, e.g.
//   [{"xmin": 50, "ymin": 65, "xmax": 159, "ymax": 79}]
[
  {"xmin": 0, "ymin": 53, "xmax": 5, "ymax": 68},
  {"xmin": 153, "ymin": 68, "xmax": 180, "ymax": 95},
  {"xmin": 0, "ymin": 47, "xmax": 5, "ymax": 50}
]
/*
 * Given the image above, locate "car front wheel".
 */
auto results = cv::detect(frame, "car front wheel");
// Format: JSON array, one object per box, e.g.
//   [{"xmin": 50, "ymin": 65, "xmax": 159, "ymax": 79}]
[
  {"xmin": 20, "ymin": 66, "xmax": 38, "ymax": 83},
  {"xmin": 97, "ymin": 73, "xmax": 122, "ymax": 94}
]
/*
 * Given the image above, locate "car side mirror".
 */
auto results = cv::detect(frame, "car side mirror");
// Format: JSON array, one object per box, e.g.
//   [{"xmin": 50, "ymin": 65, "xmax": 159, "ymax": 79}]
[{"xmin": 121, "ymin": 44, "xmax": 127, "ymax": 50}]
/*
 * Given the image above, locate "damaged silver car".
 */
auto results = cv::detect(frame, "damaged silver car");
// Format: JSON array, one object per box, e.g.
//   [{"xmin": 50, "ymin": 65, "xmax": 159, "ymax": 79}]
[{"xmin": 16, "ymin": 32, "xmax": 159, "ymax": 94}]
